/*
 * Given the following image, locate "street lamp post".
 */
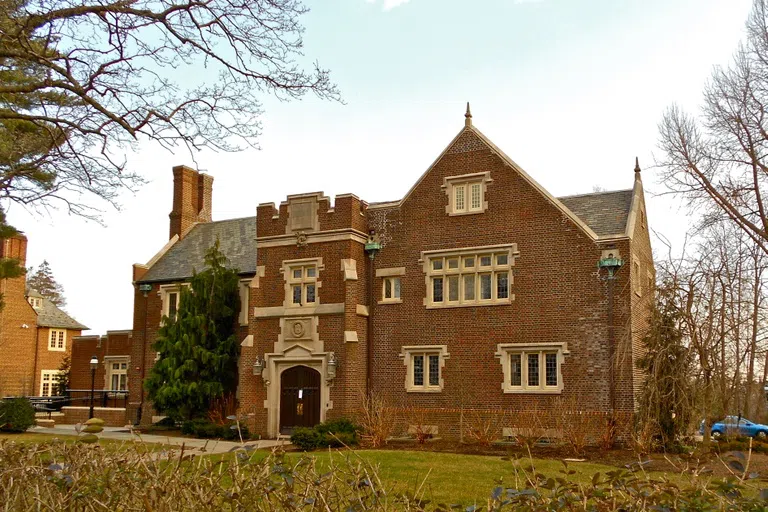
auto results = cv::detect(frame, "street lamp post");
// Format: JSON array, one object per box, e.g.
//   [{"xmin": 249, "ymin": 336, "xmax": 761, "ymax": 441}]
[{"xmin": 89, "ymin": 355, "xmax": 98, "ymax": 419}]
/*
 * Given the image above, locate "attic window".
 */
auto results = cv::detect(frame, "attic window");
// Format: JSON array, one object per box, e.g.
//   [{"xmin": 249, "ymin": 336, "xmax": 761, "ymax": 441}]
[
  {"xmin": 28, "ymin": 297, "xmax": 42, "ymax": 309},
  {"xmin": 442, "ymin": 172, "xmax": 492, "ymax": 216}
]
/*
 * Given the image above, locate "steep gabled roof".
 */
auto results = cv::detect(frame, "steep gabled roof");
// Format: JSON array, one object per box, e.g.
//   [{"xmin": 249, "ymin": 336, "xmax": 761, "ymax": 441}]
[
  {"xmin": 34, "ymin": 297, "xmax": 88, "ymax": 330},
  {"xmin": 369, "ymin": 119, "xmax": 642, "ymax": 240},
  {"xmin": 139, "ymin": 217, "xmax": 257, "ymax": 283},
  {"xmin": 558, "ymin": 190, "xmax": 634, "ymax": 238}
]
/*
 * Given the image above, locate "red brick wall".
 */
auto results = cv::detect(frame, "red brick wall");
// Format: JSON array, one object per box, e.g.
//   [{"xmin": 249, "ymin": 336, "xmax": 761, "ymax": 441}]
[
  {"xmin": 0, "ymin": 235, "xmax": 39, "ymax": 396},
  {"xmin": 60, "ymin": 406, "xmax": 127, "ymax": 427},
  {"xmin": 70, "ymin": 331, "xmax": 132, "ymax": 390},
  {"xmin": 364, "ymin": 128, "xmax": 642, "ymax": 439},
  {"xmin": 33, "ymin": 327, "xmax": 81, "ymax": 395}
]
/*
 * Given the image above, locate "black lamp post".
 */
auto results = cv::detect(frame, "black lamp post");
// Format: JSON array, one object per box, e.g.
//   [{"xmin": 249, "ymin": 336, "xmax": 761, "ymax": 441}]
[{"xmin": 89, "ymin": 355, "xmax": 98, "ymax": 419}]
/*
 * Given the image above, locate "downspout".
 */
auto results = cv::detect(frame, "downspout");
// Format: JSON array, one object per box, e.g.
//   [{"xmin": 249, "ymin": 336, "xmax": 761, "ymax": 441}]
[
  {"xmin": 367, "ymin": 252, "xmax": 374, "ymax": 393},
  {"xmin": 364, "ymin": 231, "xmax": 381, "ymax": 394}
]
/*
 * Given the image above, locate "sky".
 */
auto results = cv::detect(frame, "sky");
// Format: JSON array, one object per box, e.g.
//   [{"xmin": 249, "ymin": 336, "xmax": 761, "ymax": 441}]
[{"xmin": 8, "ymin": 0, "xmax": 754, "ymax": 334}]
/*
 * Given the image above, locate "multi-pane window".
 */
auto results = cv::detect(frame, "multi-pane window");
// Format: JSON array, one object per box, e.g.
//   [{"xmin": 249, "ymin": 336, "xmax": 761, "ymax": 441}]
[
  {"xmin": 161, "ymin": 286, "xmax": 187, "ymax": 324},
  {"xmin": 427, "ymin": 249, "xmax": 512, "ymax": 307},
  {"xmin": 168, "ymin": 292, "xmax": 178, "ymax": 319},
  {"xmin": 451, "ymin": 180, "xmax": 483, "ymax": 214},
  {"xmin": 410, "ymin": 352, "xmax": 441, "ymax": 390},
  {"xmin": 510, "ymin": 350, "xmax": 559, "ymax": 391},
  {"xmin": 48, "ymin": 329, "xmax": 66, "ymax": 351},
  {"xmin": 497, "ymin": 344, "xmax": 566, "ymax": 393},
  {"xmin": 28, "ymin": 297, "xmax": 42, "ymax": 308},
  {"xmin": 402, "ymin": 346, "xmax": 448, "ymax": 392},
  {"xmin": 382, "ymin": 277, "xmax": 401, "ymax": 302},
  {"xmin": 289, "ymin": 264, "xmax": 317, "ymax": 306},
  {"xmin": 108, "ymin": 361, "xmax": 128, "ymax": 391},
  {"xmin": 40, "ymin": 370, "xmax": 60, "ymax": 397}
]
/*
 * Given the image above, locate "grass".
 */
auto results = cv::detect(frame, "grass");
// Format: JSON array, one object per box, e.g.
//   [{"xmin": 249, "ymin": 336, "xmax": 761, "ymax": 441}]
[
  {"xmin": 219, "ymin": 449, "xmax": 680, "ymax": 506},
  {"xmin": 0, "ymin": 432, "xmax": 169, "ymax": 453}
]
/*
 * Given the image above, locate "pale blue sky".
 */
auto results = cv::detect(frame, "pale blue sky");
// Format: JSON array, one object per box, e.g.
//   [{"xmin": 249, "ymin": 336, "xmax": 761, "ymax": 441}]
[{"xmin": 11, "ymin": 0, "xmax": 753, "ymax": 333}]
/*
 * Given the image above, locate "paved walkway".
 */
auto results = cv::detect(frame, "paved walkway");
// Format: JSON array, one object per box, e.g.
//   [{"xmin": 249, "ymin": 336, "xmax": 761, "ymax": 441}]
[{"xmin": 29, "ymin": 424, "xmax": 290, "ymax": 455}]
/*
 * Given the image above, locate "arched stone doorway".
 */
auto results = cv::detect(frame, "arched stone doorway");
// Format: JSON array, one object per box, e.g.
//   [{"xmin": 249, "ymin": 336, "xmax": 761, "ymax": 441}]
[{"xmin": 279, "ymin": 365, "xmax": 321, "ymax": 434}]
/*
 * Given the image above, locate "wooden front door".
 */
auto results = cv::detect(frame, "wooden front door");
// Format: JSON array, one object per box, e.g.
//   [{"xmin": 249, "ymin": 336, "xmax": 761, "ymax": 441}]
[{"xmin": 279, "ymin": 365, "xmax": 321, "ymax": 434}]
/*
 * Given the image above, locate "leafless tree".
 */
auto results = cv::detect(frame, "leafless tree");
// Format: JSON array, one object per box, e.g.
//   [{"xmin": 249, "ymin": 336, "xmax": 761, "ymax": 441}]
[
  {"xmin": 658, "ymin": 0, "xmax": 768, "ymax": 255},
  {"xmin": 0, "ymin": 0, "xmax": 340, "ymax": 218}
]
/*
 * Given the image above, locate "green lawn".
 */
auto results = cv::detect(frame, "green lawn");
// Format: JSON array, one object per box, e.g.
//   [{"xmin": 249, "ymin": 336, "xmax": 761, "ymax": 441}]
[
  {"xmin": 0, "ymin": 432, "xmax": 168, "ymax": 453},
  {"xmin": 233, "ymin": 449, "xmax": 701, "ymax": 506}
]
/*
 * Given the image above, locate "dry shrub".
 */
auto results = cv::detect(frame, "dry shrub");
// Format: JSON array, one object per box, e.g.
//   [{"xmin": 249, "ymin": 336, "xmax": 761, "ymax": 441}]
[
  {"xmin": 464, "ymin": 409, "xmax": 506, "ymax": 446},
  {"xmin": 507, "ymin": 407, "xmax": 548, "ymax": 449},
  {"xmin": 554, "ymin": 398, "xmax": 597, "ymax": 457},
  {"xmin": 632, "ymin": 419, "xmax": 659, "ymax": 456},
  {"xmin": 358, "ymin": 392, "xmax": 396, "ymax": 448},
  {"xmin": 207, "ymin": 394, "xmax": 238, "ymax": 426},
  {"xmin": 404, "ymin": 407, "xmax": 432, "ymax": 444}
]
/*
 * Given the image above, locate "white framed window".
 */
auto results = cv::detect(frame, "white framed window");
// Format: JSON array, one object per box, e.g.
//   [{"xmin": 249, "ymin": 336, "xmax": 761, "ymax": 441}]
[
  {"xmin": 496, "ymin": 343, "xmax": 567, "ymax": 394},
  {"xmin": 48, "ymin": 329, "xmax": 66, "ymax": 351},
  {"xmin": 160, "ymin": 284, "xmax": 187, "ymax": 324},
  {"xmin": 239, "ymin": 279, "xmax": 250, "ymax": 326},
  {"xmin": 382, "ymin": 277, "xmax": 401, "ymax": 303},
  {"xmin": 400, "ymin": 345, "xmax": 449, "ymax": 393},
  {"xmin": 443, "ymin": 172, "xmax": 492, "ymax": 215},
  {"xmin": 422, "ymin": 244, "xmax": 517, "ymax": 309},
  {"xmin": 40, "ymin": 370, "xmax": 61, "ymax": 397},
  {"xmin": 289, "ymin": 264, "xmax": 317, "ymax": 306},
  {"xmin": 28, "ymin": 297, "xmax": 42, "ymax": 309},
  {"xmin": 107, "ymin": 360, "xmax": 128, "ymax": 391}
]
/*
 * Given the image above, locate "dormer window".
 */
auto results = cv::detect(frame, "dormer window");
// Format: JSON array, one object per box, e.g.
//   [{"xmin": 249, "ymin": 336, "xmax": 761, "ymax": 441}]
[
  {"xmin": 442, "ymin": 172, "xmax": 492, "ymax": 216},
  {"xmin": 28, "ymin": 297, "xmax": 42, "ymax": 309}
]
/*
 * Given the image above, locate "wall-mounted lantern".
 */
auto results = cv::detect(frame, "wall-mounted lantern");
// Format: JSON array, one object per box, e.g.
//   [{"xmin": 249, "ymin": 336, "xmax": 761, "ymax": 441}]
[
  {"xmin": 327, "ymin": 352, "xmax": 338, "ymax": 380},
  {"xmin": 252, "ymin": 355, "xmax": 264, "ymax": 376},
  {"xmin": 598, "ymin": 252, "xmax": 624, "ymax": 279}
]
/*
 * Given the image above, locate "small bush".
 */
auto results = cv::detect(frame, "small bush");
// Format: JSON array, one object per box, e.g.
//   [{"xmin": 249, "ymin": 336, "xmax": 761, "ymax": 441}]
[
  {"xmin": 181, "ymin": 418, "xmax": 249, "ymax": 440},
  {"xmin": 290, "ymin": 427, "xmax": 321, "ymax": 451},
  {"xmin": 290, "ymin": 419, "xmax": 361, "ymax": 451},
  {"xmin": 0, "ymin": 398, "xmax": 35, "ymax": 432}
]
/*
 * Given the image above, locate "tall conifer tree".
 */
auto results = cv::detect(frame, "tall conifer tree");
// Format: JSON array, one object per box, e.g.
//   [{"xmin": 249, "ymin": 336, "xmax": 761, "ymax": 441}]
[
  {"xmin": 26, "ymin": 260, "xmax": 66, "ymax": 307},
  {"xmin": 145, "ymin": 240, "xmax": 240, "ymax": 420}
]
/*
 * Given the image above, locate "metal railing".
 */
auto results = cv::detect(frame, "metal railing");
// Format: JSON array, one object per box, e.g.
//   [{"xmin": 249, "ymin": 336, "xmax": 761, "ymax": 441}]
[
  {"xmin": 3, "ymin": 390, "xmax": 130, "ymax": 416},
  {"xmin": 65, "ymin": 389, "xmax": 129, "ymax": 409}
]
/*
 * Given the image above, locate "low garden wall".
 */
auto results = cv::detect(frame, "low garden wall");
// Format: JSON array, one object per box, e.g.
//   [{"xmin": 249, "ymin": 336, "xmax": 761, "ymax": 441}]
[{"xmin": 60, "ymin": 406, "xmax": 127, "ymax": 427}]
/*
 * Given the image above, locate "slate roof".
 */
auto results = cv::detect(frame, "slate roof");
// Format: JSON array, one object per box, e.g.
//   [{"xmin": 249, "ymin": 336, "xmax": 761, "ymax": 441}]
[
  {"xmin": 34, "ymin": 297, "xmax": 89, "ymax": 330},
  {"xmin": 557, "ymin": 189, "xmax": 634, "ymax": 237},
  {"xmin": 139, "ymin": 217, "xmax": 257, "ymax": 283}
]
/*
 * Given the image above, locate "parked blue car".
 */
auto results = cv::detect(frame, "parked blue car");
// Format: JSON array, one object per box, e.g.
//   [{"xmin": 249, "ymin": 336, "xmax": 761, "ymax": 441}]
[{"xmin": 700, "ymin": 416, "xmax": 768, "ymax": 439}]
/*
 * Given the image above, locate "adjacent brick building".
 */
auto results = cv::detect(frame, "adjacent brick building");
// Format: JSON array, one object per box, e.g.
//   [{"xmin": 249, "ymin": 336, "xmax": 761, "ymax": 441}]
[
  {"xmin": 130, "ymin": 107, "xmax": 654, "ymax": 440},
  {"xmin": 0, "ymin": 236, "xmax": 88, "ymax": 397}
]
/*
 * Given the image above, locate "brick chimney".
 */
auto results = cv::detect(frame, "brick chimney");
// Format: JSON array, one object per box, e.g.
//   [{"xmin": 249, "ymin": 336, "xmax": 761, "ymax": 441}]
[
  {"xmin": 169, "ymin": 165, "xmax": 213, "ymax": 240},
  {"xmin": 0, "ymin": 234, "xmax": 27, "ymax": 266}
]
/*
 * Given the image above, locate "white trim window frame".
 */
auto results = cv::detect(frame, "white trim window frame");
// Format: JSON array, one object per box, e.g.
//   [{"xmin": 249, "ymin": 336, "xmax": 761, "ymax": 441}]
[
  {"xmin": 28, "ymin": 297, "xmax": 42, "ymax": 308},
  {"xmin": 443, "ymin": 172, "xmax": 492, "ymax": 216},
  {"xmin": 159, "ymin": 284, "xmax": 188, "ymax": 324},
  {"xmin": 48, "ymin": 329, "xmax": 66, "ymax": 351},
  {"xmin": 633, "ymin": 257, "xmax": 641, "ymax": 296},
  {"xmin": 107, "ymin": 359, "xmax": 129, "ymax": 391},
  {"xmin": 282, "ymin": 258, "xmax": 323, "ymax": 307},
  {"xmin": 381, "ymin": 276, "xmax": 402, "ymax": 303},
  {"xmin": 239, "ymin": 279, "xmax": 251, "ymax": 326},
  {"xmin": 422, "ymin": 244, "xmax": 517, "ymax": 309},
  {"xmin": 400, "ymin": 345, "xmax": 449, "ymax": 393},
  {"xmin": 40, "ymin": 370, "xmax": 61, "ymax": 397},
  {"xmin": 496, "ymin": 343, "xmax": 568, "ymax": 394}
]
